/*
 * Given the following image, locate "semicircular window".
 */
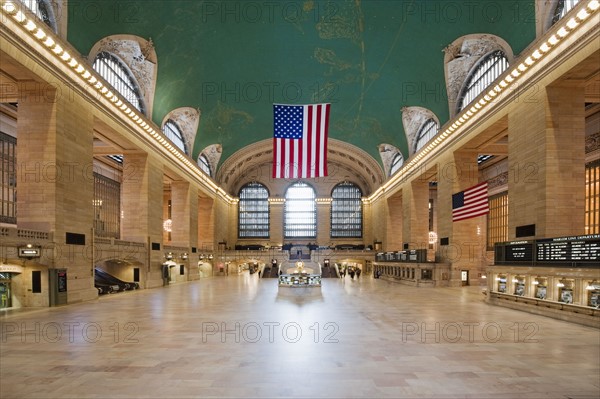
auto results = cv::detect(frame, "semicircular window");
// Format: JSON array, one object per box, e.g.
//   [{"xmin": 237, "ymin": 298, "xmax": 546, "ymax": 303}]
[
  {"xmin": 198, "ymin": 154, "xmax": 211, "ymax": 176},
  {"xmin": 331, "ymin": 182, "xmax": 362, "ymax": 238},
  {"xmin": 162, "ymin": 120, "xmax": 186, "ymax": 154},
  {"xmin": 238, "ymin": 182, "xmax": 270, "ymax": 238},
  {"xmin": 93, "ymin": 51, "xmax": 146, "ymax": 115},
  {"xmin": 457, "ymin": 50, "xmax": 508, "ymax": 113},
  {"xmin": 552, "ymin": 0, "xmax": 580, "ymax": 25},
  {"xmin": 22, "ymin": 0, "xmax": 57, "ymax": 32},
  {"xmin": 414, "ymin": 119, "xmax": 439, "ymax": 153},
  {"xmin": 390, "ymin": 153, "xmax": 404, "ymax": 176}
]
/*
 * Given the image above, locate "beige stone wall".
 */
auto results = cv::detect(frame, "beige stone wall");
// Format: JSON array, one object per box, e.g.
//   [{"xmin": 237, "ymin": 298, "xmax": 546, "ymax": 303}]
[{"xmin": 17, "ymin": 85, "xmax": 98, "ymax": 303}]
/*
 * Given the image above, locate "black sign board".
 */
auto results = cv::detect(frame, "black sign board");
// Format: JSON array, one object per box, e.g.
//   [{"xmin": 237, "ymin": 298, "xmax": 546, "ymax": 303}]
[
  {"xmin": 495, "ymin": 235, "xmax": 599, "ymax": 266},
  {"xmin": 536, "ymin": 235, "xmax": 600, "ymax": 263},
  {"xmin": 504, "ymin": 242, "xmax": 534, "ymax": 262}
]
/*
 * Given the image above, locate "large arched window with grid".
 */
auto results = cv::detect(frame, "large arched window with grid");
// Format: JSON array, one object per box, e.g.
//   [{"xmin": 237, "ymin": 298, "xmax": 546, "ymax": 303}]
[
  {"xmin": 93, "ymin": 52, "xmax": 146, "ymax": 115},
  {"xmin": 22, "ymin": 0, "xmax": 57, "ymax": 32},
  {"xmin": 162, "ymin": 120, "xmax": 186, "ymax": 154},
  {"xmin": 284, "ymin": 182, "xmax": 316, "ymax": 238},
  {"xmin": 198, "ymin": 154, "xmax": 211, "ymax": 176},
  {"xmin": 457, "ymin": 50, "xmax": 509, "ymax": 113},
  {"xmin": 331, "ymin": 182, "xmax": 362, "ymax": 238},
  {"xmin": 238, "ymin": 182, "xmax": 270, "ymax": 238},
  {"xmin": 552, "ymin": 0, "xmax": 581, "ymax": 25},
  {"xmin": 414, "ymin": 119, "xmax": 439, "ymax": 153},
  {"xmin": 390, "ymin": 153, "xmax": 404, "ymax": 176}
]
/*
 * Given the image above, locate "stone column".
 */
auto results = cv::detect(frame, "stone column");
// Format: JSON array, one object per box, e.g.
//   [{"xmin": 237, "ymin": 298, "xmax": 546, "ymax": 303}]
[
  {"xmin": 316, "ymin": 200, "xmax": 331, "ymax": 247},
  {"xmin": 403, "ymin": 179, "xmax": 429, "ymax": 249},
  {"xmin": 437, "ymin": 150, "xmax": 485, "ymax": 286},
  {"xmin": 386, "ymin": 193, "xmax": 403, "ymax": 251},
  {"xmin": 198, "ymin": 195, "xmax": 215, "ymax": 251},
  {"xmin": 269, "ymin": 200, "xmax": 284, "ymax": 245},
  {"xmin": 121, "ymin": 153, "xmax": 164, "ymax": 287},
  {"xmin": 17, "ymin": 84, "xmax": 97, "ymax": 302},
  {"xmin": 508, "ymin": 81, "xmax": 585, "ymax": 239}
]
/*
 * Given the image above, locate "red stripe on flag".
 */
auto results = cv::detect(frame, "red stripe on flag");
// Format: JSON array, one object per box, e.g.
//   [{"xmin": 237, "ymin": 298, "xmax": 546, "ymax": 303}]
[
  {"xmin": 452, "ymin": 182, "xmax": 489, "ymax": 222},
  {"xmin": 272, "ymin": 103, "xmax": 330, "ymax": 179}
]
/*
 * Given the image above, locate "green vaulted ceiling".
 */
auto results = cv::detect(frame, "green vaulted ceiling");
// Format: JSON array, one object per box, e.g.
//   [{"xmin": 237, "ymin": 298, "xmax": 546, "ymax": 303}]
[{"xmin": 67, "ymin": 0, "xmax": 535, "ymax": 169}]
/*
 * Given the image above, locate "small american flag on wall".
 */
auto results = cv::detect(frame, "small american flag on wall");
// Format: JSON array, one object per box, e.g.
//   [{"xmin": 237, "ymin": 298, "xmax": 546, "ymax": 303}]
[
  {"xmin": 272, "ymin": 103, "xmax": 330, "ymax": 179},
  {"xmin": 452, "ymin": 182, "xmax": 489, "ymax": 222}
]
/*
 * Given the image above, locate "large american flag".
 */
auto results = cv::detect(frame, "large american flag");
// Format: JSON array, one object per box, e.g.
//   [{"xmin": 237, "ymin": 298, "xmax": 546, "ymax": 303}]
[
  {"xmin": 452, "ymin": 182, "xmax": 489, "ymax": 222},
  {"xmin": 272, "ymin": 103, "xmax": 330, "ymax": 179}
]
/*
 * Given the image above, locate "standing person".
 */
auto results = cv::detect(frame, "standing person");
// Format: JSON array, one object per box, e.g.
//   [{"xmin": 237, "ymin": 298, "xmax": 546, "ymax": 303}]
[
  {"xmin": 356, "ymin": 267, "xmax": 361, "ymax": 279},
  {"xmin": 349, "ymin": 267, "xmax": 355, "ymax": 280}
]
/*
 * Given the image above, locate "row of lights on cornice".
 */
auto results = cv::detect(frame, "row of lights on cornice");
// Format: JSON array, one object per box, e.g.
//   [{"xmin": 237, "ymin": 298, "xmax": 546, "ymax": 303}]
[
  {"xmin": 3, "ymin": 0, "xmax": 598, "ymax": 202},
  {"xmin": 199, "ymin": 254, "xmax": 214, "ymax": 260},
  {"xmin": 372, "ymin": 0, "xmax": 599, "ymax": 200},
  {"xmin": 0, "ymin": 1, "xmax": 239, "ymax": 203}
]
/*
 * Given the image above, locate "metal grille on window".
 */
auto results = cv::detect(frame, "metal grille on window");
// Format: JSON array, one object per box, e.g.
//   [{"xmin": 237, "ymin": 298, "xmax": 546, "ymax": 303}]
[
  {"xmin": 331, "ymin": 182, "xmax": 362, "ymax": 238},
  {"xmin": 284, "ymin": 182, "xmax": 316, "ymax": 238},
  {"xmin": 93, "ymin": 173, "xmax": 121, "ymax": 239},
  {"xmin": 585, "ymin": 160, "xmax": 599, "ymax": 235},
  {"xmin": 487, "ymin": 192, "xmax": 508, "ymax": 250},
  {"xmin": 458, "ymin": 50, "xmax": 509, "ymax": 113},
  {"xmin": 414, "ymin": 119, "xmax": 439, "ymax": 153},
  {"xmin": 92, "ymin": 52, "xmax": 145, "ymax": 115},
  {"xmin": 21, "ymin": 0, "xmax": 56, "ymax": 32},
  {"xmin": 198, "ymin": 154, "xmax": 211, "ymax": 176},
  {"xmin": 0, "ymin": 132, "xmax": 16, "ymax": 224},
  {"xmin": 552, "ymin": 0, "xmax": 581, "ymax": 25},
  {"xmin": 390, "ymin": 153, "xmax": 404, "ymax": 176},
  {"xmin": 238, "ymin": 182, "xmax": 269, "ymax": 238},
  {"xmin": 162, "ymin": 120, "xmax": 186, "ymax": 154}
]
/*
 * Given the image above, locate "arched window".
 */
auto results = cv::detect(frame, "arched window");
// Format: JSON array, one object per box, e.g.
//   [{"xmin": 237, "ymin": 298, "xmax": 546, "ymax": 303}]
[
  {"xmin": 390, "ymin": 153, "xmax": 404, "ymax": 176},
  {"xmin": 22, "ymin": 0, "xmax": 57, "ymax": 32},
  {"xmin": 331, "ymin": 182, "xmax": 362, "ymax": 238},
  {"xmin": 198, "ymin": 154, "xmax": 211, "ymax": 176},
  {"xmin": 162, "ymin": 120, "xmax": 186, "ymax": 154},
  {"xmin": 457, "ymin": 50, "xmax": 509, "ymax": 113},
  {"xmin": 238, "ymin": 182, "xmax": 270, "ymax": 238},
  {"xmin": 414, "ymin": 119, "xmax": 439, "ymax": 153},
  {"xmin": 284, "ymin": 182, "xmax": 316, "ymax": 238},
  {"xmin": 552, "ymin": 0, "xmax": 580, "ymax": 25},
  {"xmin": 93, "ymin": 52, "xmax": 146, "ymax": 115}
]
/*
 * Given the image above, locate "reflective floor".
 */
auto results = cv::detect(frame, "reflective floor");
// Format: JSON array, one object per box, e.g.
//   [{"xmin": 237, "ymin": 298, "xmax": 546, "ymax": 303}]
[{"xmin": 1, "ymin": 274, "xmax": 599, "ymax": 398}]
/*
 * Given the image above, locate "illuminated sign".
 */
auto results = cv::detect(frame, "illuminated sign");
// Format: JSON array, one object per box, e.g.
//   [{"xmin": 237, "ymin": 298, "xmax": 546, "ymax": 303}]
[{"xmin": 18, "ymin": 247, "xmax": 41, "ymax": 258}]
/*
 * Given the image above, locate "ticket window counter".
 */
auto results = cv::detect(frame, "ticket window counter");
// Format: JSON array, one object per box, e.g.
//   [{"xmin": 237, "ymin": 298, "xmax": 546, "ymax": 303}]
[
  {"xmin": 496, "ymin": 274, "xmax": 507, "ymax": 293},
  {"xmin": 557, "ymin": 279, "xmax": 574, "ymax": 304},
  {"xmin": 533, "ymin": 277, "xmax": 548, "ymax": 300},
  {"xmin": 587, "ymin": 283, "xmax": 600, "ymax": 308},
  {"xmin": 513, "ymin": 276, "xmax": 525, "ymax": 296}
]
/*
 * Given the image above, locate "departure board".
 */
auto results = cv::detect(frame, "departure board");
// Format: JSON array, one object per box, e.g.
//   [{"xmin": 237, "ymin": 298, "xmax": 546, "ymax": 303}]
[
  {"xmin": 494, "ymin": 235, "xmax": 599, "ymax": 265},
  {"xmin": 536, "ymin": 235, "xmax": 600, "ymax": 263}
]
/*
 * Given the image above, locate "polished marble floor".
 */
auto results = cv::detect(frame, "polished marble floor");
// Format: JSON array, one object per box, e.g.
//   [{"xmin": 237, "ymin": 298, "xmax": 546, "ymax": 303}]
[{"xmin": 1, "ymin": 274, "xmax": 599, "ymax": 399}]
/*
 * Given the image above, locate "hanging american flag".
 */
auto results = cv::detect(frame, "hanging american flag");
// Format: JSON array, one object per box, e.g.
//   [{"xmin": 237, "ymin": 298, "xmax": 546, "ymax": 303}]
[
  {"xmin": 452, "ymin": 182, "xmax": 489, "ymax": 222},
  {"xmin": 272, "ymin": 103, "xmax": 330, "ymax": 179}
]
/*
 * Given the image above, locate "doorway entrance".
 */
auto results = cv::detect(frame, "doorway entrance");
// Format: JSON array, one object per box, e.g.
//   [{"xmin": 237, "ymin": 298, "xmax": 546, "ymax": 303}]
[
  {"xmin": 0, "ymin": 273, "xmax": 12, "ymax": 308},
  {"xmin": 461, "ymin": 270, "xmax": 469, "ymax": 286}
]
